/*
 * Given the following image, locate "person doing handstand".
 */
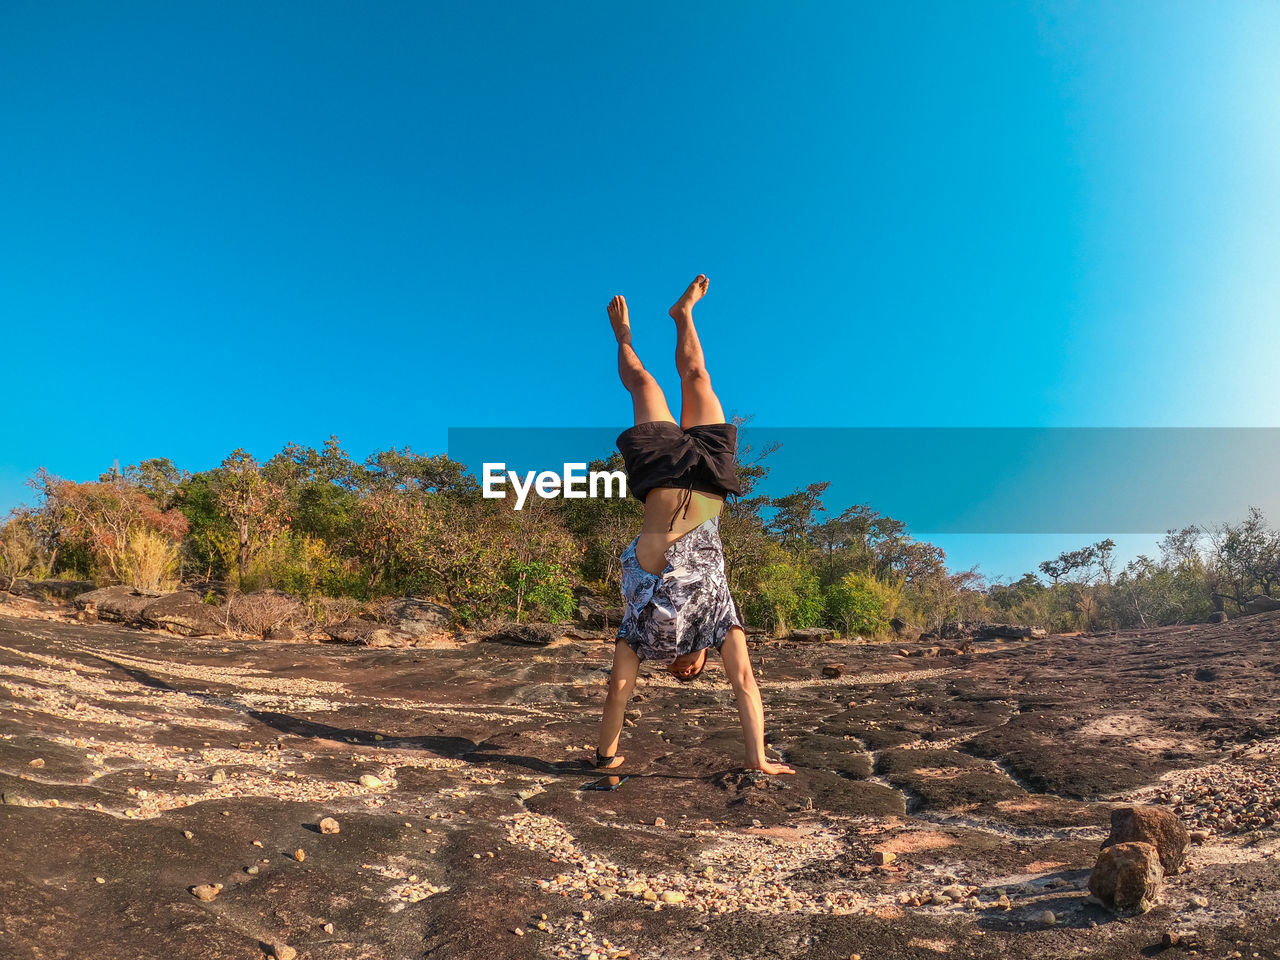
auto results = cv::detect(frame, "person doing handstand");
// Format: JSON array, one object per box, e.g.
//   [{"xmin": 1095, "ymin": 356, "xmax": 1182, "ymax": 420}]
[{"xmin": 593, "ymin": 274, "xmax": 795, "ymax": 776}]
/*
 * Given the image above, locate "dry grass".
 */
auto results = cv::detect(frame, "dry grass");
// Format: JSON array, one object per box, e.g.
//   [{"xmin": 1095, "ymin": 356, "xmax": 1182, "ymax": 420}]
[
  {"xmin": 121, "ymin": 530, "xmax": 180, "ymax": 592},
  {"xmin": 225, "ymin": 590, "xmax": 307, "ymax": 636}
]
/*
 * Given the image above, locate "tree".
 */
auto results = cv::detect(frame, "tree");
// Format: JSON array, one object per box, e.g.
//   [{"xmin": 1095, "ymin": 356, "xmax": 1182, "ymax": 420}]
[
  {"xmin": 0, "ymin": 509, "xmax": 48, "ymax": 580},
  {"xmin": 1209, "ymin": 507, "xmax": 1279, "ymax": 609},
  {"xmin": 908, "ymin": 566, "xmax": 985, "ymax": 633},
  {"xmin": 824, "ymin": 571, "xmax": 901, "ymax": 637},
  {"xmin": 33, "ymin": 470, "xmax": 188, "ymax": 587},
  {"xmin": 216, "ymin": 450, "xmax": 286, "ymax": 586},
  {"xmin": 766, "ymin": 482, "xmax": 829, "ymax": 555},
  {"xmin": 1040, "ymin": 544, "xmax": 1097, "ymax": 586},
  {"xmin": 363, "ymin": 447, "xmax": 478, "ymax": 496},
  {"xmin": 744, "ymin": 552, "xmax": 823, "ymax": 636}
]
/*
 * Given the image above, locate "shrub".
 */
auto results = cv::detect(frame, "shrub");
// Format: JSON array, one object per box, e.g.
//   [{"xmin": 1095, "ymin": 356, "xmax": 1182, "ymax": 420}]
[
  {"xmin": 0, "ymin": 511, "xmax": 47, "ymax": 580},
  {"xmin": 241, "ymin": 531, "xmax": 354, "ymax": 598},
  {"xmin": 503, "ymin": 559, "xmax": 576, "ymax": 622},
  {"xmin": 745, "ymin": 560, "xmax": 824, "ymax": 636},
  {"xmin": 226, "ymin": 590, "xmax": 307, "ymax": 636},
  {"xmin": 825, "ymin": 571, "xmax": 901, "ymax": 637},
  {"xmin": 121, "ymin": 528, "xmax": 181, "ymax": 592},
  {"xmin": 36, "ymin": 474, "xmax": 188, "ymax": 586}
]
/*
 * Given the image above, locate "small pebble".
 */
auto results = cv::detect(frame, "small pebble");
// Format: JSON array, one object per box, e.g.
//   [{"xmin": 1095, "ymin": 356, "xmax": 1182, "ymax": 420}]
[{"xmin": 319, "ymin": 817, "xmax": 341, "ymax": 834}]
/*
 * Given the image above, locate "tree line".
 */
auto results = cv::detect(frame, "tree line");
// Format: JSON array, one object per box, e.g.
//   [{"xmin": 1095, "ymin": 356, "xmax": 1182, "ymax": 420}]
[{"xmin": 1, "ymin": 435, "xmax": 1275, "ymax": 635}]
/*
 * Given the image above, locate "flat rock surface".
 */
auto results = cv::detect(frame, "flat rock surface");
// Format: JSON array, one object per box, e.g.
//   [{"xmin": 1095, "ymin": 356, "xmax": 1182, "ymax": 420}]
[{"xmin": 1, "ymin": 605, "xmax": 1279, "ymax": 959}]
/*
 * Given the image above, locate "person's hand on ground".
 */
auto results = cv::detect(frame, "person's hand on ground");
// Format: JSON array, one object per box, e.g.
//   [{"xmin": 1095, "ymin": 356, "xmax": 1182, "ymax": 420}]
[{"xmin": 747, "ymin": 760, "xmax": 796, "ymax": 775}]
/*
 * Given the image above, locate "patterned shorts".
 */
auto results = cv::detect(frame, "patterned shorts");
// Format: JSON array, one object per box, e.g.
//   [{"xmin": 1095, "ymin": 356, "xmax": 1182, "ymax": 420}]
[{"xmin": 617, "ymin": 515, "xmax": 742, "ymax": 664}]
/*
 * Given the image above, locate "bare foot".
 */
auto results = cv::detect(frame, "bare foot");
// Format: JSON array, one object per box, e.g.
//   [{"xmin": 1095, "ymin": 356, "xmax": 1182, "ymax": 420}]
[
  {"xmin": 669, "ymin": 274, "xmax": 710, "ymax": 322},
  {"xmin": 595, "ymin": 753, "xmax": 625, "ymax": 770},
  {"xmin": 747, "ymin": 759, "xmax": 796, "ymax": 775},
  {"xmin": 608, "ymin": 295, "xmax": 631, "ymax": 345}
]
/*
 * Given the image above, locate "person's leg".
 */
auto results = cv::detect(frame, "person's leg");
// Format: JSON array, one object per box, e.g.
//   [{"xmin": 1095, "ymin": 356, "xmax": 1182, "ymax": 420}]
[
  {"xmin": 669, "ymin": 275, "xmax": 726, "ymax": 428},
  {"xmin": 595, "ymin": 638, "xmax": 641, "ymax": 768},
  {"xmin": 610, "ymin": 295, "xmax": 676, "ymax": 425}
]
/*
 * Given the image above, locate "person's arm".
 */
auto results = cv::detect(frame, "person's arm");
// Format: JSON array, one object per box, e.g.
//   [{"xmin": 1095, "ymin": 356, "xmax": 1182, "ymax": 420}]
[
  {"xmin": 595, "ymin": 639, "xmax": 640, "ymax": 768},
  {"xmin": 719, "ymin": 627, "xmax": 795, "ymax": 774}
]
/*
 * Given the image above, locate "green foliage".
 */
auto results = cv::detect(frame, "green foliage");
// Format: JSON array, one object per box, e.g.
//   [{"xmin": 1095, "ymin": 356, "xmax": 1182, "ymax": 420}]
[
  {"xmin": 503, "ymin": 559, "xmax": 576, "ymax": 622},
  {"xmin": 744, "ymin": 558, "xmax": 823, "ymax": 635},
  {"xmin": 242, "ymin": 531, "xmax": 360, "ymax": 599},
  {"xmin": 14, "ymin": 434, "xmax": 1265, "ymax": 636},
  {"xmin": 767, "ymin": 482, "xmax": 829, "ymax": 555},
  {"xmin": 824, "ymin": 571, "xmax": 901, "ymax": 637},
  {"xmin": 175, "ymin": 473, "xmax": 235, "ymax": 581}
]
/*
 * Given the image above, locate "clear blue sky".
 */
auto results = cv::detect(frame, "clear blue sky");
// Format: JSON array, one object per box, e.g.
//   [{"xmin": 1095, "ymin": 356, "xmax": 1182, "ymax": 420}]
[{"xmin": 2, "ymin": 2, "xmax": 1277, "ymax": 580}]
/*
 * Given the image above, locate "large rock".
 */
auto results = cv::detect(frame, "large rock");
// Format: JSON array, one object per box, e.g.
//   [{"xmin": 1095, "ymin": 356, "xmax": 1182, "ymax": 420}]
[
  {"xmin": 1242, "ymin": 594, "xmax": 1280, "ymax": 615},
  {"xmin": 368, "ymin": 597, "xmax": 452, "ymax": 639},
  {"xmin": 1102, "ymin": 805, "xmax": 1190, "ymax": 874},
  {"xmin": 939, "ymin": 620, "xmax": 977, "ymax": 640},
  {"xmin": 186, "ymin": 579, "xmax": 234, "ymax": 602},
  {"xmin": 322, "ymin": 619, "xmax": 411, "ymax": 648},
  {"xmin": 6, "ymin": 578, "xmax": 97, "ymax": 603},
  {"xmin": 74, "ymin": 585, "xmax": 163, "ymax": 624},
  {"xmin": 574, "ymin": 594, "xmax": 626, "ymax": 631},
  {"xmin": 1089, "ymin": 841, "xmax": 1164, "ymax": 913},
  {"xmin": 139, "ymin": 592, "xmax": 225, "ymax": 637},
  {"xmin": 322, "ymin": 597, "xmax": 453, "ymax": 648},
  {"xmin": 889, "ymin": 617, "xmax": 921, "ymax": 641},
  {"xmin": 788, "ymin": 627, "xmax": 834, "ymax": 643},
  {"xmin": 976, "ymin": 623, "xmax": 1048, "ymax": 640},
  {"xmin": 480, "ymin": 622, "xmax": 561, "ymax": 646}
]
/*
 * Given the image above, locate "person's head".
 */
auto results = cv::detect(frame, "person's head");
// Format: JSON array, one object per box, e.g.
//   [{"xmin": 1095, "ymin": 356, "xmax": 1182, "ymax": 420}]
[{"xmin": 667, "ymin": 647, "xmax": 708, "ymax": 683}]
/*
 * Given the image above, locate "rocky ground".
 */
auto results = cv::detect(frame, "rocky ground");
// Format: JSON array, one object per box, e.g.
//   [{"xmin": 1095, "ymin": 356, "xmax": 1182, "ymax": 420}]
[{"xmin": 1, "ymin": 600, "xmax": 1279, "ymax": 960}]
